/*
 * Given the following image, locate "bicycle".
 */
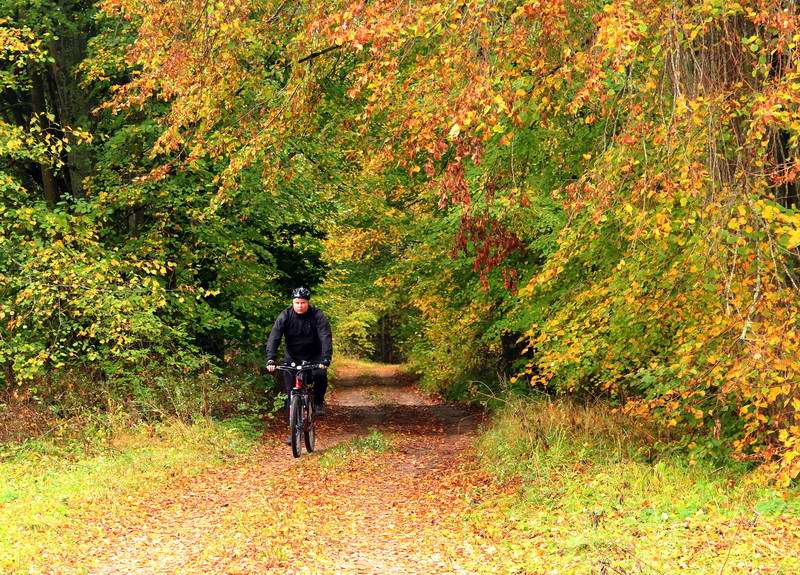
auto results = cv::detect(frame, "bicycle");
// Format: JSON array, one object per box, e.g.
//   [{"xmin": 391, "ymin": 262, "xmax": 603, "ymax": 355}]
[{"xmin": 274, "ymin": 361, "xmax": 323, "ymax": 458}]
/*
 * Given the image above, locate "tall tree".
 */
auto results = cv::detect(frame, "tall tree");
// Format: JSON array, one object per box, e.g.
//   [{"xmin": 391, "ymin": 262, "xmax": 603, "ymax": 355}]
[
  {"xmin": 100, "ymin": 0, "xmax": 800, "ymax": 481},
  {"xmin": 1, "ymin": 1, "xmax": 95, "ymax": 204}
]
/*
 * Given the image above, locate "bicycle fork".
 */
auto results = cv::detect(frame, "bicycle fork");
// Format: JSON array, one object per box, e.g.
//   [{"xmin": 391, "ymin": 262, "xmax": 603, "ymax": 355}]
[{"xmin": 291, "ymin": 376, "xmax": 304, "ymax": 431}]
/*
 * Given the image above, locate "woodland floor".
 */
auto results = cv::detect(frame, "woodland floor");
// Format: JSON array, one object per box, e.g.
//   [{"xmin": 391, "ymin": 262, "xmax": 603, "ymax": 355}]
[
  {"xmin": 43, "ymin": 363, "xmax": 491, "ymax": 574},
  {"xmin": 27, "ymin": 364, "xmax": 800, "ymax": 574}
]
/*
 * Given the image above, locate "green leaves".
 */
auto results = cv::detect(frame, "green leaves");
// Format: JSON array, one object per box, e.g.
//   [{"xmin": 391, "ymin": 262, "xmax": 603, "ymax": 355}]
[{"xmin": 0, "ymin": 1, "xmax": 334, "ymax": 415}]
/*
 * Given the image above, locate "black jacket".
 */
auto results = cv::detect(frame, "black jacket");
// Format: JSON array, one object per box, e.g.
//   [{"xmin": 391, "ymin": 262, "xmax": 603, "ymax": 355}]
[{"xmin": 265, "ymin": 305, "xmax": 333, "ymax": 363}]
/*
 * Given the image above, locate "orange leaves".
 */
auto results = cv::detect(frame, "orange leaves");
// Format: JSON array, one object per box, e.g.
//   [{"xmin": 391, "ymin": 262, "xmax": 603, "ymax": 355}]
[
  {"xmin": 98, "ymin": 0, "xmax": 581, "ymax": 286},
  {"xmin": 506, "ymin": 0, "xmax": 800, "ymax": 481},
  {"xmin": 99, "ymin": 0, "xmax": 800, "ymax": 481}
]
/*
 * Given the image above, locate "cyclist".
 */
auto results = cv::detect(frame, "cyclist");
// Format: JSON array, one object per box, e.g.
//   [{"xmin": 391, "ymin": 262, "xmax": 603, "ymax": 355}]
[{"xmin": 265, "ymin": 287, "xmax": 333, "ymax": 415}]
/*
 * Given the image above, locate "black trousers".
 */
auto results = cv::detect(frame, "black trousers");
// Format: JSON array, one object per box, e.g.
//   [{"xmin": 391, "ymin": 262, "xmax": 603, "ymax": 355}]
[{"xmin": 282, "ymin": 364, "xmax": 328, "ymax": 405}]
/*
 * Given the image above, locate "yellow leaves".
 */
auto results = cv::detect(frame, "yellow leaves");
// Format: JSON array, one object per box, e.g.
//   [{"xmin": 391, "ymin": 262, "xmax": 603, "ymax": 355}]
[
  {"xmin": 764, "ymin": 384, "xmax": 791, "ymax": 403},
  {"xmin": 756, "ymin": 200, "xmax": 800, "ymax": 249},
  {"xmin": 787, "ymin": 227, "xmax": 800, "ymax": 250},
  {"xmin": 67, "ymin": 0, "xmax": 800, "ymax": 486},
  {"xmin": 654, "ymin": 212, "xmax": 672, "ymax": 234},
  {"xmin": 493, "ymin": 93, "xmax": 509, "ymax": 114},
  {"xmin": 447, "ymin": 123, "xmax": 461, "ymax": 140}
]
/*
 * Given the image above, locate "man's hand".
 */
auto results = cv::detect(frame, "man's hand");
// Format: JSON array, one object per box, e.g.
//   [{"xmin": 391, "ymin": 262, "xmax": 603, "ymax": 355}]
[{"xmin": 266, "ymin": 360, "xmax": 276, "ymax": 373}]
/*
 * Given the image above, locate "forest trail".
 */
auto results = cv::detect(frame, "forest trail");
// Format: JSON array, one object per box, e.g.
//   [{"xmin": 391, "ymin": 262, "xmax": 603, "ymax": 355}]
[{"xmin": 51, "ymin": 363, "xmax": 486, "ymax": 574}]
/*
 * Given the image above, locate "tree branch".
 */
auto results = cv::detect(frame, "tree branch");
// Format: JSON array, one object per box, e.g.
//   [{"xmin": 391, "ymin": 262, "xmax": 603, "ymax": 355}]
[{"xmin": 297, "ymin": 44, "xmax": 341, "ymax": 64}]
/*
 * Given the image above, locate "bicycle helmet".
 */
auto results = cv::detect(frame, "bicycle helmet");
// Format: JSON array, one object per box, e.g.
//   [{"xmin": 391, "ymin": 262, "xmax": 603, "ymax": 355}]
[{"xmin": 291, "ymin": 286, "xmax": 311, "ymax": 300}]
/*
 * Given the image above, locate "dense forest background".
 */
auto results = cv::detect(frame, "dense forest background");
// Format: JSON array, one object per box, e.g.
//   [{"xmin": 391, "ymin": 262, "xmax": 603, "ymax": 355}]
[{"xmin": 1, "ymin": 0, "xmax": 799, "ymax": 484}]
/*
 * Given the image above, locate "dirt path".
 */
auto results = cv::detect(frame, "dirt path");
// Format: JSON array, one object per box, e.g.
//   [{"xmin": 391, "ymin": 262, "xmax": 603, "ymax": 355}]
[{"xmin": 52, "ymin": 364, "xmax": 486, "ymax": 574}]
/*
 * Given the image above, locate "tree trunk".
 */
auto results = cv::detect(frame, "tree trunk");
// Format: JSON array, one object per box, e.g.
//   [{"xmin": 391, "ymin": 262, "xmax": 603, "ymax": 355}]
[
  {"xmin": 48, "ymin": 36, "xmax": 91, "ymax": 200},
  {"xmin": 29, "ymin": 68, "xmax": 60, "ymax": 208},
  {"xmin": 3, "ymin": 362, "xmax": 15, "ymax": 388}
]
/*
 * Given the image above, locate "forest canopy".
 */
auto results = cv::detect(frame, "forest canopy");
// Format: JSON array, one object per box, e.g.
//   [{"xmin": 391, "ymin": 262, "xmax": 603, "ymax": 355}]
[{"xmin": 1, "ymin": 0, "xmax": 799, "ymax": 484}]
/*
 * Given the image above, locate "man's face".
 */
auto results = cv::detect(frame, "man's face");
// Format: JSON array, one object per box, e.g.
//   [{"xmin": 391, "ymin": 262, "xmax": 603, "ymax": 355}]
[{"xmin": 292, "ymin": 297, "xmax": 309, "ymax": 314}]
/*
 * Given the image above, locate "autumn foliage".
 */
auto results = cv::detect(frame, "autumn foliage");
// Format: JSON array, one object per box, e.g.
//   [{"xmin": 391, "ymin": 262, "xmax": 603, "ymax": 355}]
[{"xmin": 2, "ymin": 1, "xmax": 799, "ymax": 482}]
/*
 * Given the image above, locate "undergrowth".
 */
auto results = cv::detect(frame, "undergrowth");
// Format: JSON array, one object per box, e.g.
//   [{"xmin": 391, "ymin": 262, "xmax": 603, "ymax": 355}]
[{"xmin": 457, "ymin": 398, "xmax": 800, "ymax": 574}]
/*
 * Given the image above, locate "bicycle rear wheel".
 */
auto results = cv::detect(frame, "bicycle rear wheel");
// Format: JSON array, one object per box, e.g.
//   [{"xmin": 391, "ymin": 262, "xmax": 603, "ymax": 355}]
[
  {"xmin": 304, "ymin": 400, "xmax": 316, "ymax": 452},
  {"xmin": 289, "ymin": 394, "xmax": 302, "ymax": 458}
]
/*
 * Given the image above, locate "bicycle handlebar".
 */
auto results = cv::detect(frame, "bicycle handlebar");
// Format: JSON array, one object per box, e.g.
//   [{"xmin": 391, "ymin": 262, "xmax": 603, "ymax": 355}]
[{"xmin": 273, "ymin": 362, "xmax": 327, "ymax": 373}]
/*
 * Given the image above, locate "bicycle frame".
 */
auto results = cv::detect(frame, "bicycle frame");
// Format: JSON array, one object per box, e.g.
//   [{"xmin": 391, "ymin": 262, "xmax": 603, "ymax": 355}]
[
  {"xmin": 277, "ymin": 362, "xmax": 316, "ymax": 398},
  {"xmin": 275, "ymin": 362, "xmax": 319, "ymax": 457}
]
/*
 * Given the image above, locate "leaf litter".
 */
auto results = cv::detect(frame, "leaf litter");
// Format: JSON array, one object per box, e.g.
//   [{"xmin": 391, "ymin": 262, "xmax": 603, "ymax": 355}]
[{"xmin": 36, "ymin": 366, "xmax": 799, "ymax": 574}]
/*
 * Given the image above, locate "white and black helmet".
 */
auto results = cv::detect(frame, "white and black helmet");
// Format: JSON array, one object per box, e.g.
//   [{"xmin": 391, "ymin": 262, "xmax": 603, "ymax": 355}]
[{"xmin": 291, "ymin": 286, "xmax": 311, "ymax": 300}]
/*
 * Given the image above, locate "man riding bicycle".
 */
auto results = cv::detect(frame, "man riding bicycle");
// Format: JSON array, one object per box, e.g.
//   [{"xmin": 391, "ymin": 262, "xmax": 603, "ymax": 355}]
[{"xmin": 266, "ymin": 287, "xmax": 333, "ymax": 415}]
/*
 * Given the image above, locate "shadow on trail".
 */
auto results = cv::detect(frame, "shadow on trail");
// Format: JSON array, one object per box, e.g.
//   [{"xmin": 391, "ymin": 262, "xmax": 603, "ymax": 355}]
[
  {"xmin": 330, "ymin": 367, "xmax": 482, "ymax": 435},
  {"xmin": 330, "ymin": 373, "xmax": 418, "ymax": 388},
  {"xmin": 323, "ymin": 404, "xmax": 482, "ymax": 437},
  {"xmin": 264, "ymin": 368, "xmax": 484, "ymax": 447}
]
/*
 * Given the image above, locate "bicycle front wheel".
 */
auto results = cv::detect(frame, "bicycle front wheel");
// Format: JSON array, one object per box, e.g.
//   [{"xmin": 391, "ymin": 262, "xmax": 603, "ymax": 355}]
[
  {"xmin": 289, "ymin": 394, "xmax": 302, "ymax": 458},
  {"xmin": 304, "ymin": 400, "xmax": 316, "ymax": 453}
]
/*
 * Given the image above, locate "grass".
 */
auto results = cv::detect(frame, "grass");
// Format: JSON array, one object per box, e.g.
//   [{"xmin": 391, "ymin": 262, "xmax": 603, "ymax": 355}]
[
  {"xmin": 452, "ymin": 397, "xmax": 800, "ymax": 575},
  {"xmin": 330, "ymin": 356, "xmax": 386, "ymax": 371},
  {"xmin": 329, "ymin": 356, "xmax": 412, "ymax": 378},
  {"xmin": 317, "ymin": 429, "xmax": 393, "ymax": 469},
  {"xmin": 0, "ymin": 415, "xmax": 261, "ymax": 574}
]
